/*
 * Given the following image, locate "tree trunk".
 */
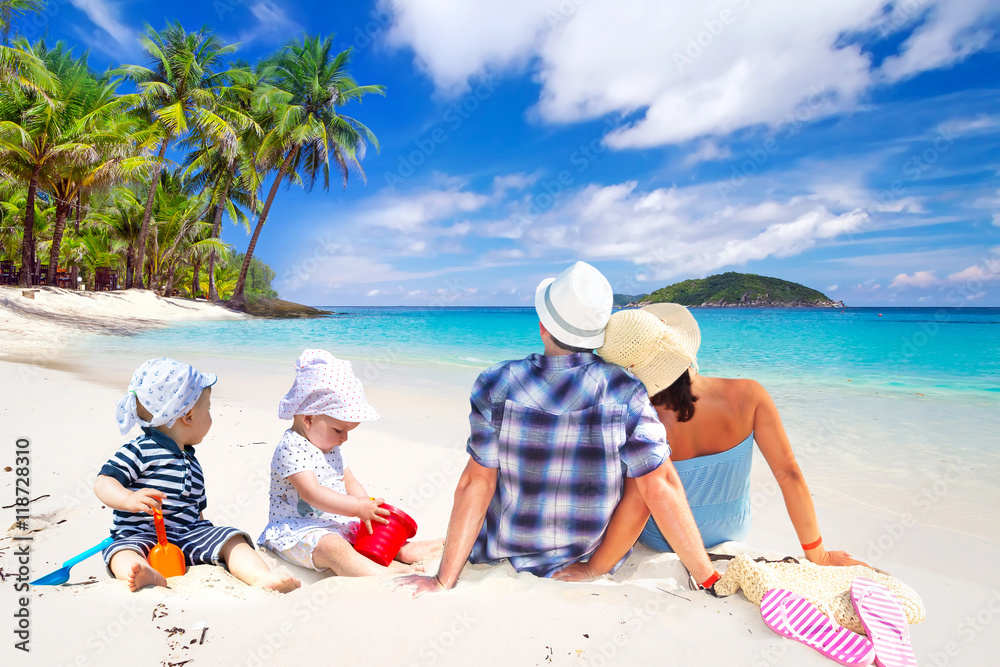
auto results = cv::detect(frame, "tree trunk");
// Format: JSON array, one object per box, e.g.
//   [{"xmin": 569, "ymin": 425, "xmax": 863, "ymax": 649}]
[
  {"xmin": 164, "ymin": 261, "xmax": 176, "ymax": 296},
  {"xmin": 18, "ymin": 165, "xmax": 40, "ymax": 287},
  {"xmin": 231, "ymin": 148, "xmax": 297, "ymax": 307},
  {"xmin": 131, "ymin": 138, "xmax": 169, "ymax": 290},
  {"xmin": 75, "ymin": 191, "xmax": 82, "ymax": 232},
  {"xmin": 207, "ymin": 171, "xmax": 234, "ymax": 302},
  {"xmin": 47, "ymin": 195, "xmax": 73, "ymax": 286},
  {"xmin": 125, "ymin": 243, "xmax": 135, "ymax": 287},
  {"xmin": 191, "ymin": 257, "xmax": 201, "ymax": 297}
]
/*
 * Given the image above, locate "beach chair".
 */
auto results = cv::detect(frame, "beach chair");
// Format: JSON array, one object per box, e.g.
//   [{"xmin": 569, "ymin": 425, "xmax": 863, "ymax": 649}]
[{"xmin": 56, "ymin": 268, "xmax": 71, "ymax": 288}]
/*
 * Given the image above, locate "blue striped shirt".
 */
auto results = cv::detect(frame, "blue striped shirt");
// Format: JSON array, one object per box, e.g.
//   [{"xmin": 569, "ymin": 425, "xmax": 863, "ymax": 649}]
[
  {"xmin": 467, "ymin": 353, "xmax": 669, "ymax": 576},
  {"xmin": 100, "ymin": 427, "xmax": 207, "ymax": 536}
]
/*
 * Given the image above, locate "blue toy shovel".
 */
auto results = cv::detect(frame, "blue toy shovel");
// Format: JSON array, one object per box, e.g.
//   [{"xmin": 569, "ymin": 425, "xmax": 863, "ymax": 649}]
[{"xmin": 31, "ymin": 537, "xmax": 114, "ymax": 586}]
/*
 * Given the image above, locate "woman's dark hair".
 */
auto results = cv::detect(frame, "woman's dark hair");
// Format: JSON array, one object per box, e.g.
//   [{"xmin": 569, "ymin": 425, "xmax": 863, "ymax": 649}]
[{"xmin": 649, "ymin": 369, "xmax": 698, "ymax": 422}]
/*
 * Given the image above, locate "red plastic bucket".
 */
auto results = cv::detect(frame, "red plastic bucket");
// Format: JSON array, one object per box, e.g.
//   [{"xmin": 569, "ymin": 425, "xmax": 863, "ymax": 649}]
[{"xmin": 353, "ymin": 503, "xmax": 418, "ymax": 567}]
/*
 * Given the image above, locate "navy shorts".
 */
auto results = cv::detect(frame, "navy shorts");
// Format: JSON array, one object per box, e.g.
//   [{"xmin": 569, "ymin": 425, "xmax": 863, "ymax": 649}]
[{"xmin": 103, "ymin": 520, "xmax": 252, "ymax": 568}]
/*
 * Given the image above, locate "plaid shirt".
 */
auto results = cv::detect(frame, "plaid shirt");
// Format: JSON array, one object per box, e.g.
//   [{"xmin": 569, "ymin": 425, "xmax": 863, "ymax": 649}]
[{"xmin": 466, "ymin": 352, "xmax": 669, "ymax": 576}]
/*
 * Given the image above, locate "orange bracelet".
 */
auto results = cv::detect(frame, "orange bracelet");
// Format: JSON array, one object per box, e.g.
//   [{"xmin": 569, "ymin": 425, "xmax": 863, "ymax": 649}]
[
  {"xmin": 801, "ymin": 536, "xmax": 823, "ymax": 551},
  {"xmin": 700, "ymin": 571, "xmax": 721, "ymax": 589}
]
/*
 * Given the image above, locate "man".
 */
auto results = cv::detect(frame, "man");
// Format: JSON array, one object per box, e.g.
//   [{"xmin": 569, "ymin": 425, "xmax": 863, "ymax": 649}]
[{"xmin": 398, "ymin": 262, "xmax": 718, "ymax": 595}]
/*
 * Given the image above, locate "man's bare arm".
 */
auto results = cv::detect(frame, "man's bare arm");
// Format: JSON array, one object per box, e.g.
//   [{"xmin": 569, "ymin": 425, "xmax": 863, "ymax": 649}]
[{"xmin": 396, "ymin": 457, "xmax": 497, "ymax": 596}]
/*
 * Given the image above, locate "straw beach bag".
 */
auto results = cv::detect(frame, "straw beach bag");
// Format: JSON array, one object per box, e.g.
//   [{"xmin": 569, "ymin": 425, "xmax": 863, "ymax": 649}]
[{"xmin": 713, "ymin": 554, "xmax": 925, "ymax": 635}]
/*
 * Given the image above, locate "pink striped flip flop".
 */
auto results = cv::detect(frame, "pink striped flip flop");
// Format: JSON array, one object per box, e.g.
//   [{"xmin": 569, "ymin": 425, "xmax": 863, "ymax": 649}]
[
  {"xmin": 761, "ymin": 588, "xmax": 876, "ymax": 666},
  {"xmin": 851, "ymin": 578, "xmax": 918, "ymax": 667}
]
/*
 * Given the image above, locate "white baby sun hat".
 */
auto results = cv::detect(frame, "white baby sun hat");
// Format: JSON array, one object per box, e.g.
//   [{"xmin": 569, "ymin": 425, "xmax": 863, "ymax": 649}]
[
  {"xmin": 115, "ymin": 358, "xmax": 217, "ymax": 435},
  {"xmin": 535, "ymin": 261, "xmax": 614, "ymax": 349},
  {"xmin": 278, "ymin": 349, "xmax": 379, "ymax": 422}
]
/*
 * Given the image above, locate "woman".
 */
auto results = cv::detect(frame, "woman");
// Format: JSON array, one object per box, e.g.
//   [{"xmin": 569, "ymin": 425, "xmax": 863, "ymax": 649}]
[{"xmin": 555, "ymin": 303, "xmax": 863, "ymax": 580}]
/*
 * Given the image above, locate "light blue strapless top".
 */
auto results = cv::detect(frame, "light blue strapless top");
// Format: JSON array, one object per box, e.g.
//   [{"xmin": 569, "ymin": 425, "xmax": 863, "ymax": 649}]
[{"xmin": 639, "ymin": 432, "xmax": 753, "ymax": 552}]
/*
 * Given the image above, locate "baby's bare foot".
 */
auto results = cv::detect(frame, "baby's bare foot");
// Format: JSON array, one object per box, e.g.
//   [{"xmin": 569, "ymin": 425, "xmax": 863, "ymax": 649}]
[
  {"xmin": 397, "ymin": 538, "xmax": 444, "ymax": 565},
  {"xmin": 256, "ymin": 571, "xmax": 301, "ymax": 594},
  {"xmin": 127, "ymin": 561, "xmax": 167, "ymax": 592}
]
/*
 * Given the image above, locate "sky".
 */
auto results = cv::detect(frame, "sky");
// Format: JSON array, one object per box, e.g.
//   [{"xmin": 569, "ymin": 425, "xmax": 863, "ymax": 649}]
[{"xmin": 21, "ymin": 0, "xmax": 1000, "ymax": 306}]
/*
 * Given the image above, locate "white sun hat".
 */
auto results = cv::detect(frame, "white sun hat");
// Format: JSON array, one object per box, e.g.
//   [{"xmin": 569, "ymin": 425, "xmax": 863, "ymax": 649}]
[
  {"xmin": 534, "ymin": 261, "xmax": 614, "ymax": 348},
  {"xmin": 278, "ymin": 349, "xmax": 379, "ymax": 422},
  {"xmin": 114, "ymin": 358, "xmax": 217, "ymax": 435},
  {"xmin": 597, "ymin": 303, "xmax": 701, "ymax": 396}
]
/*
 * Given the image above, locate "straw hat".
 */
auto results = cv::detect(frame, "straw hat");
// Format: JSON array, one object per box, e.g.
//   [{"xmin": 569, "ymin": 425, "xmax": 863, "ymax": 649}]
[
  {"xmin": 597, "ymin": 302, "xmax": 701, "ymax": 395},
  {"xmin": 535, "ymin": 261, "xmax": 613, "ymax": 349},
  {"xmin": 714, "ymin": 554, "xmax": 925, "ymax": 634}
]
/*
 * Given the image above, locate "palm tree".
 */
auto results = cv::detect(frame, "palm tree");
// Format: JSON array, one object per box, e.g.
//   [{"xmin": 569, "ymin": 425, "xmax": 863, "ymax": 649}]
[
  {"xmin": 1, "ymin": 0, "xmax": 44, "ymax": 45},
  {"xmin": 117, "ymin": 21, "xmax": 252, "ymax": 289},
  {"xmin": 37, "ymin": 44, "xmax": 150, "ymax": 285},
  {"xmin": 0, "ymin": 39, "xmax": 86, "ymax": 286},
  {"xmin": 180, "ymin": 67, "xmax": 261, "ymax": 300},
  {"xmin": 228, "ymin": 36, "xmax": 384, "ymax": 307}
]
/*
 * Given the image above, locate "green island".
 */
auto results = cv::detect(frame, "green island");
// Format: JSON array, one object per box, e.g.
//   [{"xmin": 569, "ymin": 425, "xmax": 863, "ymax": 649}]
[{"xmin": 618, "ymin": 272, "xmax": 844, "ymax": 308}]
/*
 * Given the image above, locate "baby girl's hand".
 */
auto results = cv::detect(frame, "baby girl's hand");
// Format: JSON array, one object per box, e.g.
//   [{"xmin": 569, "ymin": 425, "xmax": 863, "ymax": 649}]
[
  {"xmin": 357, "ymin": 497, "xmax": 390, "ymax": 535},
  {"xmin": 124, "ymin": 488, "xmax": 165, "ymax": 514}
]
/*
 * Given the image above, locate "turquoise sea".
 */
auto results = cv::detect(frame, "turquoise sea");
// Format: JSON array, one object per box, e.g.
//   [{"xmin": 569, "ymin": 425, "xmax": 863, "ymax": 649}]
[{"xmin": 82, "ymin": 306, "xmax": 1000, "ymax": 398}]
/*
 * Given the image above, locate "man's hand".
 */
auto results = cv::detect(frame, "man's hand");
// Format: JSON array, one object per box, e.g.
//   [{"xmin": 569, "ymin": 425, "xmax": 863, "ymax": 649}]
[
  {"xmin": 356, "ymin": 497, "xmax": 390, "ymax": 535},
  {"xmin": 551, "ymin": 562, "xmax": 597, "ymax": 582},
  {"xmin": 395, "ymin": 574, "xmax": 446, "ymax": 598},
  {"xmin": 807, "ymin": 549, "xmax": 870, "ymax": 568},
  {"xmin": 123, "ymin": 488, "xmax": 165, "ymax": 514}
]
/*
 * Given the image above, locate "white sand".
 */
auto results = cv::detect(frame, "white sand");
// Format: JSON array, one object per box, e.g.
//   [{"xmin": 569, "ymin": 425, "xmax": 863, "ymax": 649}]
[
  {"xmin": 0, "ymin": 286, "xmax": 245, "ymax": 366},
  {"xmin": 1, "ymin": 302, "xmax": 999, "ymax": 665}
]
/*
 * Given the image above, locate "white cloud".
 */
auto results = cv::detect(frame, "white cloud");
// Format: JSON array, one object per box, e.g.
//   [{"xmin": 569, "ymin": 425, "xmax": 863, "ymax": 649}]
[
  {"xmin": 383, "ymin": 0, "xmax": 998, "ymax": 147},
  {"xmin": 827, "ymin": 284, "xmax": 839, "ymax": 292},
  {"xmin": 888, "ymin": 271, "xmax": 943, "ymax": 288},
  {"xmin": 939, "ymin": 114, "xmax": 1000, "ymax": 136},
  {"xmin": 502, "ymin": 180, "xmax": 869, "ymax": 280},
  {"xmin": 994, "ymin": 214, "xmax": 1000, "ymax": 227},
  {"xmin": 853, "ymin": 279, "xmax": 883, "ymax": 291},
  {"xmin": 70, "ymin": 0, "xmax": 136, "ymax": 51},
  {"xmin": 948, "ymin": 264, "xmax": 1000, "ymax": 283},
  {"xmin": 682, "ymin": 140, "xmax": 733, "ymax": 167},
  {"xmin": 358, "ymin": 187, "xmax": 490, "ymax": 232},
  {"xmin": 492, "ymin": 171, "xmax": 542, "ymax": 192},
  {"xmin": 878, "ymin": 0, "xmax": 1000, "ymax": 83},
  {"xmin": 238, "ymin": 1, "xmax": 303, "ymax": 45}
]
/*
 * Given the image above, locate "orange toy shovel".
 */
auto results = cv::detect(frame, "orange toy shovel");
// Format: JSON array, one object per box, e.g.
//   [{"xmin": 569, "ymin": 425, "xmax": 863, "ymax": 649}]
[{"xmin": 149, "ymin": 509, "xmax": 186, "ymax": 578}]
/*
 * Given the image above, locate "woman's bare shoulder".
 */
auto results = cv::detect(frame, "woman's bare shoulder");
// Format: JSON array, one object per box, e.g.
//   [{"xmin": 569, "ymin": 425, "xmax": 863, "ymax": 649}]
[{"xmin": 709, "ymin": 376, "xmax": 765, "ymax": 395}]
